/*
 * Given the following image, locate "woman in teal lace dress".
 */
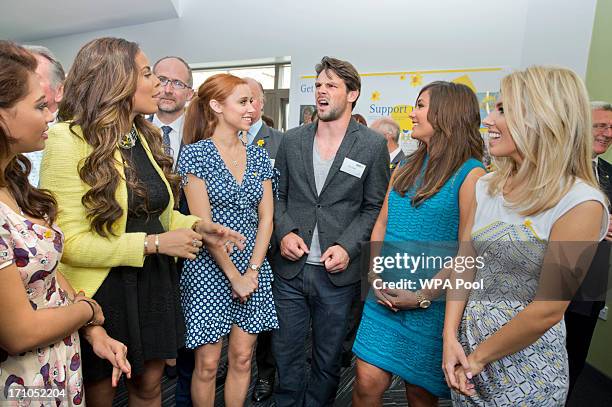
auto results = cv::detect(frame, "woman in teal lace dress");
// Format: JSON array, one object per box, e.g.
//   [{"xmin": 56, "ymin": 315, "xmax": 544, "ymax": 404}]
[{"xmin": 352, "ymin": 81, "xmax": 486, "ymax": 406}]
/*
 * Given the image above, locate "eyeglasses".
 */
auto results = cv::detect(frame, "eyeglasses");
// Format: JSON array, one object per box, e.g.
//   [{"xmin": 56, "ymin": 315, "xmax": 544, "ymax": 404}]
[
  {"xmin": 593, "ymin": 123, "xmax": 612, "ymax": 131},
  {"xmin": 158, "ymin": 76, "xmax": 190, "ymax": 90}
]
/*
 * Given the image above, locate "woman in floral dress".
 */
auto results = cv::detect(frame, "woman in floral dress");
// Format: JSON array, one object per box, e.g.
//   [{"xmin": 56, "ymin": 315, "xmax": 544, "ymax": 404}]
[{"xmin": 0, "ymin": 40, "xmax": 130, "ymax": 406}]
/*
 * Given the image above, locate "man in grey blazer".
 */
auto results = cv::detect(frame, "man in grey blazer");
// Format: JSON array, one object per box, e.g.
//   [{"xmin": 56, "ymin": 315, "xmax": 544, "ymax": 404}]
[{"xmin": 272, "ymin": 57, "xmax": 390, "ymax": 406}]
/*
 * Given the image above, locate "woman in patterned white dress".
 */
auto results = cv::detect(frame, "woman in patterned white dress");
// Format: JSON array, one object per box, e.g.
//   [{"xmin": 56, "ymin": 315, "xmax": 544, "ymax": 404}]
[
  {"xmin": 0, "ymin": 40, "xmax": 130, "ymax": 406},
  {"xmin": 178, "ymin": 74, "xmax": 277, "ymax": 406},
  {"xmin": 442, "ymin": 66, "xmax": 609, "ymax": 406}
]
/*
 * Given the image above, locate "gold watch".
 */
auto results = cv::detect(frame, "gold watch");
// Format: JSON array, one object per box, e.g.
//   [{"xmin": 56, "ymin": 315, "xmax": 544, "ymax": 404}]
[
  {"xmin": 248, "ymin": 263, "xmax": 261, "ymax": 272},
  {"xmin": 415, "ymin": 290, "xmax": 431, "ymax": 309}
]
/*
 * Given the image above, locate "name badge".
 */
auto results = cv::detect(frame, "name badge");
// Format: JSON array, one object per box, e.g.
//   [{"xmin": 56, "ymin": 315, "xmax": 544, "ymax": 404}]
[
  {"xmin": 340, "ymin": 157, "xmax": 366, "ymax": 178},
  {"xmin": 270, "ymin": 159, "xmax": 275, "ymax": 168}
]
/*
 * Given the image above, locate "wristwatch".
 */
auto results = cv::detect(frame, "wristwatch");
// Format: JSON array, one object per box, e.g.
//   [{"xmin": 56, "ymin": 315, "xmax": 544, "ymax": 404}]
[
  {"xmin": 415, "ymin": 290, "xmax": 431, "ymax": 309},
  {"xmin": 248, "ymin": 263, "xmax": 261, "ymax": 272}
]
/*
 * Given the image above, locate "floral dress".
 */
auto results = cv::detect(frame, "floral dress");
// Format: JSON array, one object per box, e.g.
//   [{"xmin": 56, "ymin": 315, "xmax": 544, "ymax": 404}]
[{"xmin": 0, "ymin": 202, "xmax": 83, "ymax": 406}]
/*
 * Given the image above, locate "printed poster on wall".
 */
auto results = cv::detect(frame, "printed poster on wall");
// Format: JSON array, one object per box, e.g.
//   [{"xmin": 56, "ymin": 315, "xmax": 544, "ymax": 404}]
[{"xmin": 295, "ymin": 67, "xmax": 508, "ymax": 167}]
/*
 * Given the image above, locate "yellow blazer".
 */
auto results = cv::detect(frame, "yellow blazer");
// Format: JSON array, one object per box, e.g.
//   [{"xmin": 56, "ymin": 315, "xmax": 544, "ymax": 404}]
[{"xmin": 40, "ymin": 122, "xmax": 199, "ymax": 296}]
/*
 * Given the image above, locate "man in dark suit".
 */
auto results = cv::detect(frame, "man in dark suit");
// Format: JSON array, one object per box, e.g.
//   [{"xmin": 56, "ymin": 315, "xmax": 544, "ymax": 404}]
[
  {"xmin": 239, "ymin": 77, "xmax": 283, "ymax": 402},
  {"xmin": 148, "ymin": 55, "xmax": 195, "ymax": 406},
  {"xmin": 565, "ymin": 101, "xmax": 612, "ymax": 401},
  {"xmin": 272, "ymin": 57, "xmax": 390, "ymax": 406},
  {"xmin": 370, "ymin": 117, "xmax": 405, "ymax": 170}
]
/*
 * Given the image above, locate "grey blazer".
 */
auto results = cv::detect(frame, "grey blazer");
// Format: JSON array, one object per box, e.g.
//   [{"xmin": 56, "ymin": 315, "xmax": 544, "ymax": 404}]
[
  {"xmin": 252, "ymin": 122, "xmax": 283, "ymax": 159},
  {"xmin": 272, "ymin": 119, "xmax": 390, "ymax": 286}
]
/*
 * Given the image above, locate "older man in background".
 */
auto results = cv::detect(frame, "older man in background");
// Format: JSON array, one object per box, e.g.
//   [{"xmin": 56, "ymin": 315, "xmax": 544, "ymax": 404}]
[
  {"xmin": 370, "ymin": 117, "xmax": 405, "ymax": 170},
  {"xmin": 23, "ymin": 45, "xmax": 65, "ymax": 186},
  {"xmin": 242, "ymin": 77, "xmax": 283, "ymax": 159},
  {"xmin": 565, "ymin": 101, "xmax": 612, "ymax": 401},
  {"xmin": 151, "ymin": 56, "xmax": 194, "ymax": 169},
  {"xmin": 238, "ymin": 77, "xmax": 283, "ymax": 402}
]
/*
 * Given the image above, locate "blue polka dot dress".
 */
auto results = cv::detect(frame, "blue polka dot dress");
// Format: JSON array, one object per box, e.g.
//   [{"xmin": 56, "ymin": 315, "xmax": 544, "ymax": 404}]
[{"xmin": 177, "ymin": 139, "xmax": 279, "ymax": 349}]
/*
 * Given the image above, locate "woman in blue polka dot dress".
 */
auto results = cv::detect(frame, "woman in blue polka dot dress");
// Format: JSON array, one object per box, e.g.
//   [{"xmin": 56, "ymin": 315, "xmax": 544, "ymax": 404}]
[{"xmin": 177, "ymin": 73, "xmax": 278, "ymax": 405}]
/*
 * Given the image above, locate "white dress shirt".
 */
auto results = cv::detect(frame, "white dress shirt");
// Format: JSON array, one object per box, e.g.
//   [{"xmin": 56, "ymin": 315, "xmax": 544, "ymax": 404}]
[
  {"xmin": 390, "ymin": 146, "xmax": 402, "ymax": 162},
  {"xmin": 247, "ymin": 119, "xmax": 264, "ymax": 145},
  {"xmin": 593, "ymin": 157, "xmax": 600, "ymax": 182},
  {"xmin": 25, "ymin": 116, "xmax": 58, "ymax": 187}
]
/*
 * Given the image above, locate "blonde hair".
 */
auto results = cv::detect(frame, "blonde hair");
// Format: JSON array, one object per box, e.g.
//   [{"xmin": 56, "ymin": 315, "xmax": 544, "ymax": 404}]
[{"xmin": 487, "ymin": 66, "xmax": 598, "ymax": 215}]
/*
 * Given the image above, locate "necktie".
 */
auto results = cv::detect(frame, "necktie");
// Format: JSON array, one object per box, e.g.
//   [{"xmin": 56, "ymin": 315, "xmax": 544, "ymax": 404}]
[{"xmin": 161, "ymin": 126, "xmax": 173, "ymax": 157}]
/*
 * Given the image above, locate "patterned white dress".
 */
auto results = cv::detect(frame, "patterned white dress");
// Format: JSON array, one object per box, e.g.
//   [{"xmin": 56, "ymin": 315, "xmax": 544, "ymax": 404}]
[
  {"xmin": 0, "ymin": 202, "xmax": 84, "ymax": 406},
  {"xmin": 453, "ymin": 174, "xmax": 608, "ymax": 406}
]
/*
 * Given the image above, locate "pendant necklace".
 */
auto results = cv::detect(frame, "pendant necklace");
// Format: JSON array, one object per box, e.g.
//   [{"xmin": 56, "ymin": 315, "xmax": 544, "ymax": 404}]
[{"xmin": 217, "ymin": 142, "xmax": 242, "ymax": 167}]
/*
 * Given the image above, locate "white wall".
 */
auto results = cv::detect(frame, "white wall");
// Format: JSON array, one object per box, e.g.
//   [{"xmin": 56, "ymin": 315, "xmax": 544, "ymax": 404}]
[{"xmin": 34, "ymin": 0, "xmax": 597, "ymax": 125}]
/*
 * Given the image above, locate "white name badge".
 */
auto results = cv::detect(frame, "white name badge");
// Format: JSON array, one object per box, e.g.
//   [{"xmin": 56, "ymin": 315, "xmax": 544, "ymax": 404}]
[
  {"xmin": 270, "ymin": 159, "xmax": 275, "ymax": 168},
  {"xmin": 340, "ymin": 157, "xmax": 366, "ymax": 178}
]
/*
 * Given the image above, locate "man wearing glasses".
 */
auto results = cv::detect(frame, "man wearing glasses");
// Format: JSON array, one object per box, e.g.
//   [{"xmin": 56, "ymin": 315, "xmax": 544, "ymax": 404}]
[
  {"xmin": 565, "ymin": 101, "xmax": 612, "ymax": 401},
  {"xmin": 151, "ymin": 56, "xmax": 195, "ymax": 169}
]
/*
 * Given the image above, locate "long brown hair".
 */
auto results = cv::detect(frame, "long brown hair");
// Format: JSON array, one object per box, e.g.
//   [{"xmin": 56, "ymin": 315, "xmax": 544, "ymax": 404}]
[
  {"xmin": 183, "ymin": 73, "xmax": 246, "ymax": 145},
  {"xmin": 393, "ymin": 81, "xmax": 483, "ymax": 205},
  {"xmin": 59, "ymin": 37, "xmax": 178, "ymax": 237},
  {"xmin": 0, "ymin": 40, "xmax": 57, "ymax": 223}
]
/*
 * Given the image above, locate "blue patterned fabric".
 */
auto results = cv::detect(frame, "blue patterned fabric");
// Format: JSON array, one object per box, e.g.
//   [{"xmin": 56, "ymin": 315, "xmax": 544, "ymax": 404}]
[
  {"xmin": 453, "ymin": 222, "xmax": 568, "ymax": 406},
  {"xmin": 177, "ymin": 139, "xmax": 279, "ymax": 348},
  {"xmin": 447, "ymin": 175, "xmax": 610, "ymax": 405},
  {"xmin": 353, "ymin": 158, "xmax": 483, "ymax": 398}
]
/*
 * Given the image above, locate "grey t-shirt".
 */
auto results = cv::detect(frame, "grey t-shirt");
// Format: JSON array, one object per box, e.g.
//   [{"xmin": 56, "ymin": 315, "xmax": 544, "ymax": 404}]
[{"xmin": 306, "ymin": 140, "xmax": 335, "ymax": 265}]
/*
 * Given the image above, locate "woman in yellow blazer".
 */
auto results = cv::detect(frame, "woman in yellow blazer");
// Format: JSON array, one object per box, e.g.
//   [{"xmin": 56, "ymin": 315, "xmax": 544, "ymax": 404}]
[{"xmin": 40, "ymin": 37, "xmax": 244, "ymax": 406}]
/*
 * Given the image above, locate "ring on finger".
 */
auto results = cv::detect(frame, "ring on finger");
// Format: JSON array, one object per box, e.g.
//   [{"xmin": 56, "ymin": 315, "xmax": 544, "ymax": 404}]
[{"xmin": 192, "ymin": 239, "xmax": 199, "ymax": 248}]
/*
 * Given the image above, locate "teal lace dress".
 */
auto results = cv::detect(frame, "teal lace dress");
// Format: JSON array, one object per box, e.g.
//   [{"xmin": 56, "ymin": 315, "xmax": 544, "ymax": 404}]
[{"xmin": 353, "ymin": 158, "xmax": 483, "ymax": 398}]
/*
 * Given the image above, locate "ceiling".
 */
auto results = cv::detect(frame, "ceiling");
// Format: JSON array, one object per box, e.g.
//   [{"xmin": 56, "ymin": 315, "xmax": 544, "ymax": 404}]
[{"xmin": 0, "ymin": 0, "xmax": 181, "ymax": 42}]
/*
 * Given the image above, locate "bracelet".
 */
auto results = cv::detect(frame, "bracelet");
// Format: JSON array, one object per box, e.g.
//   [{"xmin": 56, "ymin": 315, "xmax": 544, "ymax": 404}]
[
  {"xmin": 144, "ymin": 236, "xmax": 149, "ymax": 255},
  {"xmin": 155, "ymin": 234, "xmax": 160, "ymax": 254},
  {"xmin": 78, "ymin": 299, "xmax": 96, "ymax": 326}
]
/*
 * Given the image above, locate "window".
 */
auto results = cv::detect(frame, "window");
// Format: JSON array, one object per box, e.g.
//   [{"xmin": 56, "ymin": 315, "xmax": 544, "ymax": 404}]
[
  {"xmin": 193, "ymin": 66, "xmax": 277, "ymax": 90},
  {"xmin": 191, "ymin": 63, "xmax": 291, "ymax": 131}
]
